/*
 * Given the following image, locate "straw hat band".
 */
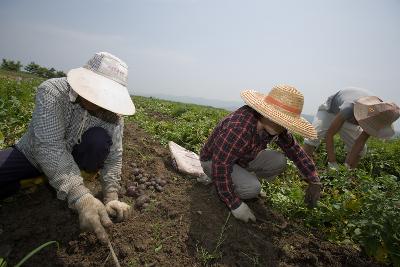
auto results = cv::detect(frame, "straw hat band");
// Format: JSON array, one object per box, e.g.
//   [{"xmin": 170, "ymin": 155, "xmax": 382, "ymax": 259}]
[{"xmin": 264, "ymin": 95, "xmax": 301, "ymax": 116}]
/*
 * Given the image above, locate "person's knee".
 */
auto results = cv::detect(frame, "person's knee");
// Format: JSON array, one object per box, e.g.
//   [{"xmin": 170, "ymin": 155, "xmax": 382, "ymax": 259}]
[
  {"xmin": 200, "ymin": 161, "xmax": 212, "ymax": 177},
  {"xmin": 276, "ymin": 153, "xmax": 287, "ymax": 173},
  {"xmin": 236, "ymin": 180, "xmax": 261, "ymax": 199},
  {"xmin": 81, "ymin": 127, "xmax": 112, "ymax": 151},
  {"xmin": 267, "ymin": 151, "xmax": 286, "ymax": 174},
  {"xmin": 73, "ymin": 127, "xmax": 112, "ymax": 172}
]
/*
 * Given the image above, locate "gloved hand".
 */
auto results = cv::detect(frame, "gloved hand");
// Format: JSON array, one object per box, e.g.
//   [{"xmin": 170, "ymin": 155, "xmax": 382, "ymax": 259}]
[
  {"xmin": 304, "ymin": 182, "xmax": 322, "ymax": 208},
  {"xmin": 328, "ymin": 162, "xmax": 339, "ymax": 171},
  {"xmin": 231, "ymin": 202, "xmax": 256, "ymax": 223},
  {"xmin": 73, "ymin": 194, "xmax": 112, "ymax": 244},
  {"xmin": 103, "ymin": 191, "xmax": 132, "ymax": 222}
]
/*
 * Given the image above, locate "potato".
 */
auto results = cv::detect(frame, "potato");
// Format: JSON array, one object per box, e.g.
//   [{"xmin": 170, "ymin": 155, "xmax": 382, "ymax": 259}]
[
  {"xmin": 132, "ymin": 168, "xmax": 140, "ymax": 175},
  {"xmin": 135, "ymin": 195, "xmax": 150, "ymax": 208},
  {"xmin": 155, "ymin": 186, "xmax": 164, "ymax": 192},
  {"xmin": 138, "ymin": 184, "xmax": 146, "ymax": 190},
  {"xmin": 126, "ymin": 186, "xmax": 137, "ymax": 197}
]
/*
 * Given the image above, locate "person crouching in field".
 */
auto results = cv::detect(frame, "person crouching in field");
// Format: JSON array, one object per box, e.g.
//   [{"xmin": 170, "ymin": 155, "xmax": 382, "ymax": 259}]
[
  {"xmin": 200, "ymin": 85, "xmax": 322, "ymax": 223},
  {"xmin": 303, "ymin": 88, "xmax": 400, "ymax": 170},
  {"xmin": 0, "ymin": 52, "xmax": 135, "ymax": 244}
]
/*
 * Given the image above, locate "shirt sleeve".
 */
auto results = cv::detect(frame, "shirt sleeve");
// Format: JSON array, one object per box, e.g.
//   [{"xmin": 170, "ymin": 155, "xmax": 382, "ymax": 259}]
[
  {"xmin": 100, "ymin": 118, "xmax": 123, "ymax": 194},
  {"xmin": 276, "ymin": 131, "xmax": 320, "ymax": 183},
  {"xmin": 31, "ymin": 86, "xmax": 90, "ymax": 206},
  {"xmin": 211, "ymin": 126, "xmax": 251, "ymax": 210}
]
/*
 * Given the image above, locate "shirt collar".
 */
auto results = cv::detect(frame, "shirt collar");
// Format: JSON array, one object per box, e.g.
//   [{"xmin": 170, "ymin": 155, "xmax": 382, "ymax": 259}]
[{"xmin": 69, "ymin": 87, "xmax": 78, "ymax": 102}]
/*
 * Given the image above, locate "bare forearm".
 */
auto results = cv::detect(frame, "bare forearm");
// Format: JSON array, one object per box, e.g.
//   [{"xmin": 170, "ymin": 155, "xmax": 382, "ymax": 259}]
[{"xmin": 346, "ymin": 131, "xmax": 369, "ymax": 168}]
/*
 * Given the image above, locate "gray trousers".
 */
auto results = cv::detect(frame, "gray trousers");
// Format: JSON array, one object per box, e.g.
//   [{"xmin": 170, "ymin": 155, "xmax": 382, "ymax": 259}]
[{"xmin": 201, "ymin": 150, "xmax": 287, "ymax": 199}]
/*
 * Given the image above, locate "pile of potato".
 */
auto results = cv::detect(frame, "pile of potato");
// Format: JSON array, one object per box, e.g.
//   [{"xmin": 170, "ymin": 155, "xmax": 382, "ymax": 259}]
[{"xmin": 125, "ymin": 163, "xmax": 168, "ymax": 209}]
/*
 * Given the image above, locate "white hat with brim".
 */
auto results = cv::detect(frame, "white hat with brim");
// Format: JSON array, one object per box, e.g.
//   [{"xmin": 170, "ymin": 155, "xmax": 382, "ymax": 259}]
[
  {"xmin": 354, "ymin": 96, "xmax": 400, "ymax": 139},
  {"xmin": 241, "ymin": 86, "xmax": 317, "ymax": 140},
  {"xmin": 67, "ymin": 52, "xmax": 135, "ymax": 116}
]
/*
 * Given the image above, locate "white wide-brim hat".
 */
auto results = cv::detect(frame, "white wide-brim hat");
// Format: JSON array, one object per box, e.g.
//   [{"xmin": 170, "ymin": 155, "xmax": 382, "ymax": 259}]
[
  {"xmin": 67, "ymin": 52, "xmax": 135, "ymax": 115},
  {"xmin": 354, "ymin": 96, "xmax": 400, "ymax": 139},
  {"xmin": 241, "ymin": 85, "xmax": 317, "ymax": 139}
]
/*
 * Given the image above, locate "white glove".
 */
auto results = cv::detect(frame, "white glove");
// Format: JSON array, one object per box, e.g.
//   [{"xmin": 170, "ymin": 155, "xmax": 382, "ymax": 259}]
[
  {"xmin": 231, "ymin": 202, "xmax": 256, "ymax": 223},
  {"xmin": 103, "ymin": 191, "xmax": 132, "ymax": 222},
  {"xmin": 328, "ymin": 162, "xmax": 339, "ymax": 171},
  {"xmin": 73, "ymin": 194, "xmax": 112, "ymax": 244}
]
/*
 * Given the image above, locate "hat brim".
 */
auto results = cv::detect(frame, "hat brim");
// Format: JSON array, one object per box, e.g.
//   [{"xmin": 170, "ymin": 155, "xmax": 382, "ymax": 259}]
[
  {"xmin": 358, "ymin": 120, "xmax": 395, "ymax": 139},
  {"xmin": 354, "ymin": 98, "xmax": 395, "ymax": 139},
  {"xmin": 67, "ymin": 67, "xmax": 135, "ymax": 115},
  {"xmin": 241, "ymin": 90, "xmax": 317, "ymax": 139}
]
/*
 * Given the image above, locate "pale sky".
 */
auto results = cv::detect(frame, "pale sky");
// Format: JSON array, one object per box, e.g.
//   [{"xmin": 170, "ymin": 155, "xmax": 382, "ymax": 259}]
[{"xmin": 1, "ymin": 0, "xmax": 399, "ymax": 128}]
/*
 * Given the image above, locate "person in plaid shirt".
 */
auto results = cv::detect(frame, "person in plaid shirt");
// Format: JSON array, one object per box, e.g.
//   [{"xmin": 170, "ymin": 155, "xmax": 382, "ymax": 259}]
[
  {"xmin": 200, "ymin": 85, "xmax": 321, "ymax": 223},
  {"xmin": 0, "ymin": 52, "xmax": 135, "ymax": 243}
]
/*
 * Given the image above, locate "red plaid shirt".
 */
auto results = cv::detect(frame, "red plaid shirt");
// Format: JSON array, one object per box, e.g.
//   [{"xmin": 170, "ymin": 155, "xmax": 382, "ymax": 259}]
[{"xmin": 200, "ymin": 105, "xmax": 320, "ymax": 210}]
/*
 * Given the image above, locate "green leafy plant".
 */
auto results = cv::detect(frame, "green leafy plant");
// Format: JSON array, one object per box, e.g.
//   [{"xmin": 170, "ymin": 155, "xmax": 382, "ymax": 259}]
[
  {"xmin": 2, "ymin": 73, "xmax": 399, "ymax": 265},
  {"xmin": 0, "ymin": 241, "xmax": 59, "ymax": 267},
  {"xmin": 0, "ymin": 77, "xmax": 41, "ymax": 148}
]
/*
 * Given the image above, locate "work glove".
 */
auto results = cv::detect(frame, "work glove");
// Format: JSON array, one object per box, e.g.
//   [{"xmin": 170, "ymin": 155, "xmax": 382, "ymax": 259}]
[
  {"xmin": 328, "ymin": 162, "xmax": 339, "ymax": 171},
  {"xmin": 103, "ymin": 191, "xmax": 132, "ymax": 222},
  {"xmin": 231, "ymin": 202, "xmax": 256, "ymax": 223},
  {"xmin": 73, "ymin": 194, "xmax": 112, "ymax": 244},
  {"xmin": 304, "ymin": 182, "xmax": 322, "ymax": 208}
]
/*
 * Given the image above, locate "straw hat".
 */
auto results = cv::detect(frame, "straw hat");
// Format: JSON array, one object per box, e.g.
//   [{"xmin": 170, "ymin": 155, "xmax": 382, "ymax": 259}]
[
  {"xmin": 67, "ymin": 52, "xmax": 135, "ymax": 115},
  {"xmin": 241, "ymin": 85, "xmax": 317, "ymax": 139},
  {"xmin": 354, "ymin": 96, "xmax": 400, "ymax": 139}
]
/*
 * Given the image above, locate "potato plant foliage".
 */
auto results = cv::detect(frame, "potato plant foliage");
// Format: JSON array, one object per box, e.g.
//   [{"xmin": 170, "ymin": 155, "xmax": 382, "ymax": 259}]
[{"xmin": 1, "ymin": 77, "xmax": 399, "ymax": 265}]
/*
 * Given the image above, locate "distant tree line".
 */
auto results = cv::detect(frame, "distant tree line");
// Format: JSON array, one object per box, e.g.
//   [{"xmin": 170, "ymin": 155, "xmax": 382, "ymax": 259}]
[{"xmin": 1, "ymin": 58, "xmax": 66, "ymax": 78}]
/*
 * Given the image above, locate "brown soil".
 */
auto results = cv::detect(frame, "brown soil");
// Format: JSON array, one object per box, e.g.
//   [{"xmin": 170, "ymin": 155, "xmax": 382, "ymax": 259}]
[{"xmin": 0, "ymin": 122, "xmax": 383, "ymax": 267}]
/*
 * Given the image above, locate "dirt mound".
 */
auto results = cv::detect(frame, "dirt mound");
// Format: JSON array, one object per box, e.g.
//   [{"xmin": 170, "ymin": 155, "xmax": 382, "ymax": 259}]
[{"xmin": 0, "ymin": 122, "xmax": 382, "ymax": 266}]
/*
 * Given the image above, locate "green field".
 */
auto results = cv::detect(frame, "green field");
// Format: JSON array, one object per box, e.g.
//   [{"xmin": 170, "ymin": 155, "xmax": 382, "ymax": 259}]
[{"xmin": 1, "ymin": 74, "xmax": 399, "ymax": 265}]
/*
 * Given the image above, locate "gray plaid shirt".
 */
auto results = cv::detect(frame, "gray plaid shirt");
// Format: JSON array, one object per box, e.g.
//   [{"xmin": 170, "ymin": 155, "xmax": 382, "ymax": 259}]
[{"xmin": 16, "ymin": 78, "xmax": 124, "ymax": 205}]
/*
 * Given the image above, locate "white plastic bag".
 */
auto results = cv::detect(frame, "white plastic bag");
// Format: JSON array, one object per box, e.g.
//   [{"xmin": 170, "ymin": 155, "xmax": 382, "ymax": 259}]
[{"xmin": 168, "ymin": 141, "xmax": 211, "ymax": 184}]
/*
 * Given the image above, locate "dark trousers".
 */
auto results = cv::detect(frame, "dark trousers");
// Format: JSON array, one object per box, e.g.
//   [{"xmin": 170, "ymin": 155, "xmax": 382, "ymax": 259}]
[{"xmin": 0, "ymin": 127, "xmax": 112, "ymax": 199}]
